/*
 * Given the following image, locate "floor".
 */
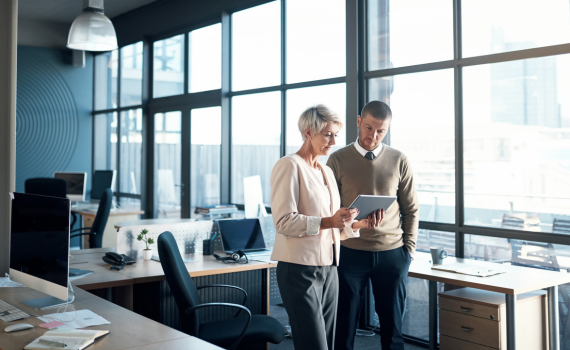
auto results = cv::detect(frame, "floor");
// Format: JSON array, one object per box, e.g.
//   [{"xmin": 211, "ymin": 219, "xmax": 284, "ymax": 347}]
[{"xmin": 269, "ymin": 304, "xmax": 427, "ymax": 350}]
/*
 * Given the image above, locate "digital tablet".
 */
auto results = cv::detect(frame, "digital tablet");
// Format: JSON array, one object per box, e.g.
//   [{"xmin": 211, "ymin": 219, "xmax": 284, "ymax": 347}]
[{"xmin": 348, "ymin": 195, "xmax": 397, "ymax": 221}]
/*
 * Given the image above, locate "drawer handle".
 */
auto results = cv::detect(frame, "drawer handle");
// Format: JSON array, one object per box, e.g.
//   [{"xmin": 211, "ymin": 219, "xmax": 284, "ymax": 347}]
[
  {"xmin": 461, "ymin": 326, "xmax": 474, "ymax": 332},
  {"xmin": 460, "ymin": 307, "xmax": 473, "ymax": 312}
]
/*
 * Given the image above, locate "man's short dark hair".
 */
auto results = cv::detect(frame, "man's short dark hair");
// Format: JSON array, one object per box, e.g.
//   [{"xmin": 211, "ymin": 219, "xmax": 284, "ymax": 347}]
[{"xmin": 360, "ymin": 101, "xmax": 392, "ymax": 120}]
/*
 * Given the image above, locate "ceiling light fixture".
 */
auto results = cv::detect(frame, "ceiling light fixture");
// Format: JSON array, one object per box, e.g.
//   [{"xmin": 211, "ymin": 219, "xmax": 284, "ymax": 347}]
[{"xmin": 67, "ymin": 0, "xmax": 117, "ymax": 51}]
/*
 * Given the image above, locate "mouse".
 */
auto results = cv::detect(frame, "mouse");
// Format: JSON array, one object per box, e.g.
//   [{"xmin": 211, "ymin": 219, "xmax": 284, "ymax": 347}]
[{"xmin": 4, "ymin": 323, "xmax": 34, "ymax": 333}]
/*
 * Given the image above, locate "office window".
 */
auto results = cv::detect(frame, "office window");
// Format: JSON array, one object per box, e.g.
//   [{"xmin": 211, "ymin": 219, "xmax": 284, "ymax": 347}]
[
  {"xmin": 120, "ymin": 109, "xmax": 143, "ymax": 195},
  {"xmin": 191, "ymin": 107, "xmax": 221, "ymax": 209},
  {"xmin": 369, "ymin": 69, "xmax": 455, "ymax": 224},
  {"xmin": 232, "ymin": 1, "xmax": 281, "ymax": 91},
  {"xmin": 231, "ymin": 92, "xmax": 281, "ymax": 204},
  {"xmin": 94, "ymin": 50, "xmax": 118, "ymax": 110},
  {"xmin": 189, "ymin": 24, "xmax": 221, "ymax": 93},
  {"xmin": 367, "ymin": 0, "xmax": 452, "ymax": 71},
  {"xmin": 153, "ymin": 34, "xmax": 185, "ymax": 98},
  {"xmin": 286, "ymin": 0, "xmax": 345, "ymax": 83},
  {"xmin": 463, "ymin": 55, "xmax": 570, "ymax": 232},
  {"xmin": 462, "ymin": 0, "xmax": 570, "ymax": 58},
  {"xmin": 286, "ymin": 83, "xmax": 346, "ymax": 161},
  {"xmin": 155, "ymin": 111, "xmax": 182, "ymax": 218},
  {"xmin": 93, "ymin": 112, "xmax": 117, "ymax": 172},
  {"xmin": 120, "ymin": 42, "xmax": 143, "ymax": 106}
]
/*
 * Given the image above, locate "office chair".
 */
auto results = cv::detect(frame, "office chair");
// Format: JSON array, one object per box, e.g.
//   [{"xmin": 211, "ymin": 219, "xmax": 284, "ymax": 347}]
[
  {"xmin": 25, "ymin": 178, "xmax": 67, "ymax": 198},
  {"xmin": 157, "ymin": 231, "xmax": 284, "ymax": 350},
  {"xmin": 70, "ymin": 188, "xmax": 112, "ymax": 249}
]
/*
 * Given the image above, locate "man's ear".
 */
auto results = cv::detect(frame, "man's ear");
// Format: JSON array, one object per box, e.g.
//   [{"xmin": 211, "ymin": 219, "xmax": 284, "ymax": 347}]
[{"xmin": 357, "ymin": 115, "xmax": 362, "ymax": 128}]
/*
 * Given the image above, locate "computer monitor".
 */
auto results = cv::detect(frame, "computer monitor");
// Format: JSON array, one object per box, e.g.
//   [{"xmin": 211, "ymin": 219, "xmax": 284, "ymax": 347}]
[
  {"xmin": 91, "ymin": 170, "xmax": 115, "ymax": 203},
  {"xmin": 54, "ymin": 171, "xmax": 87, "ymax": 202},
  {"xmin": 218, "ymin": 218, "xmax": 267, "ymax": 253},
  {"xmin": 9, "ymin": 192, "xmax": 71, "ymax": 309}
]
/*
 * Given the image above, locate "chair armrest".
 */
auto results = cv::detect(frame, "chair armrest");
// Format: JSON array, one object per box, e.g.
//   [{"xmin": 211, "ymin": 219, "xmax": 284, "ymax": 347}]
[
  {"xmin": 70, "ymin": 227, "xmax": 92, "ymax": 234},
  {"xmin": 197, "ymin": 284, "xmax": 248, "ymax": 315},
  {"xmin": 185, "ymin": 303, "xmax": 251, "ymax": 350},
  {"xmin": 70, "ymin": 231, "xmax": 94, "ymax": 238}
]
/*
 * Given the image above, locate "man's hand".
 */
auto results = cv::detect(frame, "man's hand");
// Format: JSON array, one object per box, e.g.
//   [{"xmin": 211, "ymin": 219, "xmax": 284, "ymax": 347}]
[{"xmin": 353, "ymin": 209, "xmax": 384, "ymax": 230}]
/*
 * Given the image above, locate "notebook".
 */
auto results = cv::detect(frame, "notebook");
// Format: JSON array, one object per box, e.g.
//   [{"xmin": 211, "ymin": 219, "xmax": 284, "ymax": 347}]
[
  {"xmin": 431, "ymin": 263, "xmax": 505, "ymax": 277},
  {"xmin": 25, "ymin": 329, "xmax": 109, "ymax": 350}
]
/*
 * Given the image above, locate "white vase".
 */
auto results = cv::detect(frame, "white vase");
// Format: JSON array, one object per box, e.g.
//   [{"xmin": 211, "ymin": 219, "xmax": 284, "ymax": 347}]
[{"xmin": 143, "ymin": 249, "xmax": 153, "ymax": 261}]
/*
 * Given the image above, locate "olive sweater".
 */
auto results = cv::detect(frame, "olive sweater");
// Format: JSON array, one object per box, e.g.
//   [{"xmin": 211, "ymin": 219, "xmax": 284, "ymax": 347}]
[{"xmin": 326, "ymin": 143, "xmax": 419, "ymax": 254}]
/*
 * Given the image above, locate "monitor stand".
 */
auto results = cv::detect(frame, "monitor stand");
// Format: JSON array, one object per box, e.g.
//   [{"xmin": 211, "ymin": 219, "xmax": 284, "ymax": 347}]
[{"xmin": 21, "ymin": 280, "xmax": 75, "ymax": 310}]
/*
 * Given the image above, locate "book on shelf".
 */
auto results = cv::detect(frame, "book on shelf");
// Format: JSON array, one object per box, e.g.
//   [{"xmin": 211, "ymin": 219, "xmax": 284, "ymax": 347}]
[
  {"xmin": 195, "ymin": 204, "xmax": 237, "ymax": 215},
  {"xmin": 25, "ymin": 329, "xmax": 109, "ymax": 350}
]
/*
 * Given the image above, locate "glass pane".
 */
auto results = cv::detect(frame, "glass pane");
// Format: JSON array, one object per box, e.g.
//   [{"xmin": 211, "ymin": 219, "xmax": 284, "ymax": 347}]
[
  {"xmin": 189, "ymin": 24, "xmax": 221, "ymax": 93},
  {"xmin": 286, "ymin": 83, "xmax": 346, "ymax": 164},
  {"xmin": 465, "ymin": 235, "xmax": 570, "ymax": 343},
  {"xmin": 286, "ymin": 0, "xmax": 345, "ymax": 83},
  {"xmin": 120, "ymin": 109, "xmax": 143, "ymax": 195},
  {"xmin": 120, "ymin": 42, "xmax": 143, "ymax": 107},
  {"xmin": 231, "ymin": 92, "xmax": 281, "ymax": 204},
  {"xmin": 94, "ymin": 112, "xmax": 117, "ymax": 173},
  {"xmin": 369, "ymin": 69, "xmax": 455, "ymax": 224},
  {"xmin": 463, "ymin": 55, "xmax": 570, "ymax": 232},
  {"xmin": 155, "ymin": 111, "xmax": 181, "ymax": 219},
  {"xmin": 191, "ymin": 107, "xmax": 221, "ymax": 211},
  {"xmin": 153, "ymin": 34, "xmax": 185, "ymax": 98},
  {"xmin": 367, "ymin": 0, "xmax": 453, "ymax": 71},
  {"xmin": 232, "ymin": 1, "xmax": 281, "ymax": 91},
  {"xmin": 462, "ymin": 0, "xmax": 570, "ymax": 58},
  {"xmin": 94, "ymin": 50, "xmax": 117, "ymax": 110}
]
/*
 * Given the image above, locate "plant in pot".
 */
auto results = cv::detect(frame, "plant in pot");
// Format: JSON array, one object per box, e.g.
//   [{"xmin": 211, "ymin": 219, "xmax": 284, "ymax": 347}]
[{"xmin": 137, "ymin": 229, "xmax": 154, "ymax": 260}]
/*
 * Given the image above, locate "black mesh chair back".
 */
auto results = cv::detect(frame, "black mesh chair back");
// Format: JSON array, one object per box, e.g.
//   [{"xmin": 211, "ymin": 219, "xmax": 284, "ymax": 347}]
[
  {"xmin": 157, "ymin": 231, "xmax": 202, "ymax": 335},
  {"xmin": 25, "ymin": 178, "xmax": 67, "ymax": 198},
  {"xmin": 89, "ymin": 188, "xmax": 112, "ymax": 248}
]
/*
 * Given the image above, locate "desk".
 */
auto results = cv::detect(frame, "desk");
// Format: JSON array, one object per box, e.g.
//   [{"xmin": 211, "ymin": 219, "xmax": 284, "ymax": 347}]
[
  {"xmin": 114, "ymin": 218, "xmax": 196, "ymax": 230},
  {"xmin": 411, "ymin": 252, "xmax": 570, "ymax": 350},
  {"xmin": 72, "ymin": 207, "xmax": 144, "ymax": 249},
  {"xmin": 68, "ymin": 249, "xmax": 276, "ymax": 330},
  {"xmin": 0, "ymin": 287, "xmax": 222, "ymax": 350}
]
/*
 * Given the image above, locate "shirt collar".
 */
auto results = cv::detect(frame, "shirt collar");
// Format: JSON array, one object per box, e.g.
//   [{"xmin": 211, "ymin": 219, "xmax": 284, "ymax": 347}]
[{"xmin": 354, "ymin": 138, "xmax": 383, "ymax": 158}]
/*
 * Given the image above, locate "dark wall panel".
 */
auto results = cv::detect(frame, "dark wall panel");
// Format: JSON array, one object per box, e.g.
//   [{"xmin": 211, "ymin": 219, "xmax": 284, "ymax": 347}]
[
  {"xmin": 112, "ymin": 0, "xmax": 271, "ymax": 46},
  {"xmin": 16, "ymin": 46, "xmax": 93, "ymax": 193}
]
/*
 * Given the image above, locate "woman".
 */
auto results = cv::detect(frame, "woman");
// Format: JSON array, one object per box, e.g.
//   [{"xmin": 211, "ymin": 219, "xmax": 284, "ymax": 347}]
[{"xmin": 270, "ymin": 104, "xmax": 383, "ymax": 350}]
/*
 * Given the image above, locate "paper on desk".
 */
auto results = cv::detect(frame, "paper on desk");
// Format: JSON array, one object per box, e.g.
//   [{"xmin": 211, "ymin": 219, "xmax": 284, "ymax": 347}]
[
  {"xmin": 38, "ymin": 310, "xmax": 110, "ymax": 329},
  {"xmin": 0, "ymin": 273, "xmax": 25, "ymax": 287},
  {"xmin": 249, "ymin": 255, "xmax": 276, "ymax": 263}
]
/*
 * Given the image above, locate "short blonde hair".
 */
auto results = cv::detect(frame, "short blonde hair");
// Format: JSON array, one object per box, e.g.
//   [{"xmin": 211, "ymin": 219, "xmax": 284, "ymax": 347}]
[{"xmin": 298, "ymin": 104, "xmax": 343, "ymax": 142}]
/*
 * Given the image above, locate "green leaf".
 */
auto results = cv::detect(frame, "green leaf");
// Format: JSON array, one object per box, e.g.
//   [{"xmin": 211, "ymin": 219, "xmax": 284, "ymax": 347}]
[{"xmin": 148, "ymin": 238, "xmax": 155, "ymax": 244}]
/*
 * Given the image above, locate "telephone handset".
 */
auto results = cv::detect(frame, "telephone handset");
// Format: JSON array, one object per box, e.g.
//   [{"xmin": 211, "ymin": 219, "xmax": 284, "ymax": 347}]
[{"xmin": 102, "ymin": 252, "xmax": 136, "ymax": 270}]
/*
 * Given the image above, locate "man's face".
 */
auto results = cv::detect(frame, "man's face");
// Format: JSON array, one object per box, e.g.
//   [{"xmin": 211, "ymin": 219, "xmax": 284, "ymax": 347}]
[{"xmin": 357, "ymin": 114, "xmax": 391, "ymax": 151}]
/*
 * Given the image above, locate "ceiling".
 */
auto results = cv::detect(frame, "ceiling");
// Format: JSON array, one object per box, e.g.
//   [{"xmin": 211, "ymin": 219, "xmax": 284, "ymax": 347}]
[{"xmin": 18, "ymin": 0, "xmax": 161, "ymax": 24}]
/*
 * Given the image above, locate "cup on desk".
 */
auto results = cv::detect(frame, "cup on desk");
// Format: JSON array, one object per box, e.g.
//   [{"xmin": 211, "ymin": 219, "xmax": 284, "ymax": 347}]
[
  {"xmin": 430, "ymin": 247, "xmax": 448, "ymax": 265},
  {"xmin": 203, "ymin": 239, "xmax": 213, "ymax": 255}
]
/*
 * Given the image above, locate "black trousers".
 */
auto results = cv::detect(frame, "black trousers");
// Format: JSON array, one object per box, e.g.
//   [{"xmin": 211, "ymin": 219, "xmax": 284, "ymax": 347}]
[
  {"xmin": 277, "ymin": 262, "xmax": 338, "ymax": 350},
  {"xmin": 335, "ymin": 245, "xmax": 411, "ymax": 350}
]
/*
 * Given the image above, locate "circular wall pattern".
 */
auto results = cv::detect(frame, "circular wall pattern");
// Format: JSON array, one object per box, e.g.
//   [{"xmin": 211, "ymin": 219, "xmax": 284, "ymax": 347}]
[{"xmin": 16, "ymin": 53, "xmax": 79, "ymax": 191}]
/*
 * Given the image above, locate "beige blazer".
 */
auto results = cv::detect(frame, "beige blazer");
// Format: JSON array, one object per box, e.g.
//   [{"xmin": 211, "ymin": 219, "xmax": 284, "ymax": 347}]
[{"xmin": 270, "ymin": 153, "xmax": 346, "ymax": 266}]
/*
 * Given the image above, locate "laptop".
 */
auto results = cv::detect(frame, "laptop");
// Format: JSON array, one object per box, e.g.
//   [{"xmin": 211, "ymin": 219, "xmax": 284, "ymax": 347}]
[{"xmin": 218, "ymin": 218, "xmax": 270, "ymax": 254}]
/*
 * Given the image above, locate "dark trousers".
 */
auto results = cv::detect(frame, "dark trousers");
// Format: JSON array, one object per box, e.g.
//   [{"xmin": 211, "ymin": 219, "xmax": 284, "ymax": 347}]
[
  {"xmin": 277, "ymin": 262, "xmax": 339, "ymax": 350},
  {"xmin": 335, "ymin": 245, "xmax": 411, "ymax": 350}
]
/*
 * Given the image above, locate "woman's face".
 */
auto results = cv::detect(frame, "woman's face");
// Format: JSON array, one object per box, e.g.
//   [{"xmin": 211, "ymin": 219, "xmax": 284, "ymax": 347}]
[{"xmin": 308, "ymin": 123, "xmax": 340, "ymax": 157}]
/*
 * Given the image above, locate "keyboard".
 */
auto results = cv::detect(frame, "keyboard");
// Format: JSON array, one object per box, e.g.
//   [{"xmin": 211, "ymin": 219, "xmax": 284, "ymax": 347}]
[{"xmin": 0, "ymin": 299, "xmax": 30, "ymax": 323}]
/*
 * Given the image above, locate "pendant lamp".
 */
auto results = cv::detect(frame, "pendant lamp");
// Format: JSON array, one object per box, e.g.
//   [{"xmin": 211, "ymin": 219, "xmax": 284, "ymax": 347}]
[{"xmin": 67, "ymin": 0, "xmax": 117, "ymax": 51}]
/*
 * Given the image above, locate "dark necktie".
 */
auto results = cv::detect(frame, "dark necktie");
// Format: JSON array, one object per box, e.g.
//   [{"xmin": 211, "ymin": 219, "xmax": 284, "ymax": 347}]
[{"xmin": 365, "ymin": 151, "xmax": 375, "ymax": 160}]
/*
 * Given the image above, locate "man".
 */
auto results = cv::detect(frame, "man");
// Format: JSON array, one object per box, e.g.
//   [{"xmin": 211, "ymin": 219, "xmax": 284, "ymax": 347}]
[{"xmin": 327, "ymin": 100, "xmax": 419, "ymax": 350}]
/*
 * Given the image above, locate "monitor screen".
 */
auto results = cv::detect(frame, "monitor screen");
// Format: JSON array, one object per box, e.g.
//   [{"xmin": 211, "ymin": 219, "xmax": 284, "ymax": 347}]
[
  {"xmin": 91, "ymin": 170, "xmax": 115, "ymax": 200},
  {"xmin": 218, "ymin": 218, "xmax": 266, "ymax": 252},
  {"xmin": 10, "ymin": 192, "xmax": 70, "ymax": 289},
  {"xmin": 54, "ymin": 172, "xmax": 86, "ymax": 199}
]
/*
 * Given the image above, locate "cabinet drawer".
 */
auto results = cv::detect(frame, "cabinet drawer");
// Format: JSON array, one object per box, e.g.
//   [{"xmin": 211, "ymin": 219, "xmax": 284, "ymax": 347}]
[
  {"xmin": 439, "ymin": 309, "xmax": 500, "ymax": 349},
  {"xmin": 440, "ymin": 335, "xmax": 496, "ymax": 350},
  {"xmin": 440, "ymin": 295, "xmax": 500, "ymax": 321}
]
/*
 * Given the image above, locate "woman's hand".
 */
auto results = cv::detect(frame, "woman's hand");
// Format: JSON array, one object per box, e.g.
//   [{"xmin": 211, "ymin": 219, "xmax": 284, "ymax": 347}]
[
  {"xmin": 324, "ymin": 208, "xmax": 358, "ymax": 229},
  {"xmin": 353, "ymin": 209, "xmax": 384, "ymax": 230}
]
